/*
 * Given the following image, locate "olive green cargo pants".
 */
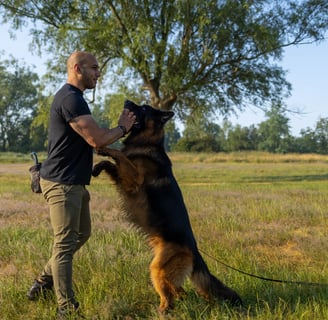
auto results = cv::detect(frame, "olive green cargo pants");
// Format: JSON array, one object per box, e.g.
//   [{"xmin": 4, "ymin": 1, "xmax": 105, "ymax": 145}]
[{"xmin": 39, "ymin": 178, "xmax": 91, "ymax": 308}]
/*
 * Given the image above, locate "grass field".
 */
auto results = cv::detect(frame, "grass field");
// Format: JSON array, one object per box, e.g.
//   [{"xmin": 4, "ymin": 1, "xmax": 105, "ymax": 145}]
[{"xmin": 0, "ymin": 152, "xmax": 327, "ymax": 319}]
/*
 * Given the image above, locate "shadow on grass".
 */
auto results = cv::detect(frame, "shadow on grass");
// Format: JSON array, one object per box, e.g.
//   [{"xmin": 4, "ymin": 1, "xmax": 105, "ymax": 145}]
[
  {"xmin": 239, "ymin": 281, "xmax": 328, "ymax": 318},
  {"xmin": 244, "ymin": 173, "xmax": 328, "ymax": 183},
  {"xmin": 14, "ymin": 279, "xmax": 327, "ymax": 319},
  {"xmin": 94, "ymin": 282, "xmax": 328, "ymax": 319}
]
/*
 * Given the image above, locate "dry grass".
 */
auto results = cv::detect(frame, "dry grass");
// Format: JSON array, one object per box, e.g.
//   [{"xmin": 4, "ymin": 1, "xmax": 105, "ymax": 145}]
[
  {"xmin": 169, "ymin": 151, "xmax": 328, "ymax": 163},
  {"xmin": 0, "ymin": 152, "xmax": 328, "ymax": 319}
]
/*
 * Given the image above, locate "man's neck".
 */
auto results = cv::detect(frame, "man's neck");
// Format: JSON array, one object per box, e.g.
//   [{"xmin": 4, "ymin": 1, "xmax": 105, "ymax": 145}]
[{"xmin": 67, "ymin": 78, "xmax": 85, "ymax": 92}]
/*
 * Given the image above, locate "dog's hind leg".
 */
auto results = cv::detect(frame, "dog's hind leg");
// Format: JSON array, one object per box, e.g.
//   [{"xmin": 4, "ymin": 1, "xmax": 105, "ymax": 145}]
[{"xmin": 149, "ymin": 237, "xmax": 193, "ymax": 312}]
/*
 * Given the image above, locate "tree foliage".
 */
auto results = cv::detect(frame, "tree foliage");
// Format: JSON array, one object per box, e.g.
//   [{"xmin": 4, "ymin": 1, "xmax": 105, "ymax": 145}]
[
  {"xmin": 173, "ymin": 109, "xmax": 222, "ymax": 152},
  {"xmin": 226, "ymin": 124, "xmax": 258, "ymax": 152},
  {"xmin": 1, "ymin": 0, "xmax": 327, "ymax": 119},
  {"xmin": 1, "ymin": 57, "xmax": 328, "ymax": 154},
  {"xmin": 257, "ymin": 103, "xmax": 291, "ymax": 153},
  {"xmin": 0, "ymin": 57, "xmax": 40, "ymax": 152}
]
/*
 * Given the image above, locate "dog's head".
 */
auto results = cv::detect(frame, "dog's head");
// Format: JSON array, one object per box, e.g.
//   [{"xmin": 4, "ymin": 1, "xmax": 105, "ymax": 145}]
[
  {"xmin": 124, "ymin": 100, "xmax": 174, "ymax": 146},
  {"xmin": 124, "ymin": 100, "xmax": 174, "ymax": 142}
]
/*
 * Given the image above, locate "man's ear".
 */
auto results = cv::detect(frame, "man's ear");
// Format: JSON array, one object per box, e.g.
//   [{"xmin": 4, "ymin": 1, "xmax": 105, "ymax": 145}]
[{"xmin": 74, "ymin": 63, "xmax": 81, "ymax": 74}]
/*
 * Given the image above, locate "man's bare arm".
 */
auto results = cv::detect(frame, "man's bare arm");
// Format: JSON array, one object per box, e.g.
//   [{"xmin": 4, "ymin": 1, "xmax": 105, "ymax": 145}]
[{"xmin": 69, "ymin": 109, "xmax": 136, "ymax": 148}]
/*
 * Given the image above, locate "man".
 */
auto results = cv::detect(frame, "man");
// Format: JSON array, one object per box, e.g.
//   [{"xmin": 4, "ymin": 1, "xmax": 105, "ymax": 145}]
[{"xmin": 27, "ymin": 51, "xmax": 136, "ymax": 319}]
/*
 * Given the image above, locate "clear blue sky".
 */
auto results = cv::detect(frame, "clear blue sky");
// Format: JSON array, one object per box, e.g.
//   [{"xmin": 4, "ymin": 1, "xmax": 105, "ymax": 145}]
[{"xmin": 1, "ymin": 23, "xmax": 327, "ymax": 136}]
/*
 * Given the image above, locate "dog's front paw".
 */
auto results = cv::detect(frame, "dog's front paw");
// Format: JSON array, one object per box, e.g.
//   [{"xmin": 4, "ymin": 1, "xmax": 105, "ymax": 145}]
[
  {"xmin": 92, "ymin": 160, "xmax": 118, "ymax": 178},
  {"xmin": 92, "ymin": 163, "xmax": 102, "ymax": 177}
]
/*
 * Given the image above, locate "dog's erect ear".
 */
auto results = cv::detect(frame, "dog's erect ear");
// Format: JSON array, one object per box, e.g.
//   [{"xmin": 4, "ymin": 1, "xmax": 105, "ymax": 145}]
[{"xmin": 161, "ymin": 111, "xmax": 174, "ymax": 124}]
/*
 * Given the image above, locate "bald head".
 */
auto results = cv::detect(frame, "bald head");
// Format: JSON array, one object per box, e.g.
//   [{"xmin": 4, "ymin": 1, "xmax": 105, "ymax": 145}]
[
  {"xmin": 66, "ymin": 51, "xmax": 100, "ymax": 91},
  {"xmin": 67, "ymin": 51, "xmax": 95, "ymax": 72}
]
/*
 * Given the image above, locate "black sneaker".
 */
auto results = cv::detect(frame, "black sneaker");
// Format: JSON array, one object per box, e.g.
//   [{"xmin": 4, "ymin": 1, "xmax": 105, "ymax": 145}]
[
  {"xmin": 27, "ymin": 277, "xmax": 54, "ymax": 300},
  {"xmin": 57, "ymin": 302, "xmax": 85, "ymax": 320}
]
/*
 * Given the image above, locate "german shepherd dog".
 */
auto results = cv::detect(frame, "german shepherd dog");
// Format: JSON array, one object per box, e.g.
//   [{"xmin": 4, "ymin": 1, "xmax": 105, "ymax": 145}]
[{"xmin": 92, "ymin": 100, "xmax": 242, "ymax": 312}]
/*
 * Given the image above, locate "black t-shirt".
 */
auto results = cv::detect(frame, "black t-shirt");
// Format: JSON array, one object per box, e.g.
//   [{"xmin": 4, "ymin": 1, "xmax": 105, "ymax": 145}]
[{"xmin": 40, "ymin": 84, "xmax": 93, "ymax": 185}]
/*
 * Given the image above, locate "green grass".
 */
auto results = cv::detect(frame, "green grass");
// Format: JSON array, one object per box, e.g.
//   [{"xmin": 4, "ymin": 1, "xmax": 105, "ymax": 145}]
[{"xmin": 0, "ymin": 152, "xmax": 327, "ymax": 319}]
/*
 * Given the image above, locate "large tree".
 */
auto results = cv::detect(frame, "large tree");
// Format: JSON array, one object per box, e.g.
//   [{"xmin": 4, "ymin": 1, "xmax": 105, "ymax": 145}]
[{"xmin": 1, "ymin": 0, "xmax": 327, "ymax": 120}]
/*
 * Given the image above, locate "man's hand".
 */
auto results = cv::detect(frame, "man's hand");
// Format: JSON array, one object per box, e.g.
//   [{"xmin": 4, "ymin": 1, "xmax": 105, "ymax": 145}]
[{"xmin": 118, "ymin": 108, "xmax": 136, "ymax": 133}]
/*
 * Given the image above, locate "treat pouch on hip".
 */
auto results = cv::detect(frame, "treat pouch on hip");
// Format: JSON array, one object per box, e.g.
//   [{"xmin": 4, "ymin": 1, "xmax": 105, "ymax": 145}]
[{"xmin": 29, "ymin": 152, "xmax": 42, "ymax": 193}]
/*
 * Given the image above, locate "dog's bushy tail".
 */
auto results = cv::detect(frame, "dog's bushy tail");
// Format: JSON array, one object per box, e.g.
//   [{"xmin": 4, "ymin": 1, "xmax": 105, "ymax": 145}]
[{"xmin": 190, "ymin": 251, "xmax": 242, "ymax": 305}]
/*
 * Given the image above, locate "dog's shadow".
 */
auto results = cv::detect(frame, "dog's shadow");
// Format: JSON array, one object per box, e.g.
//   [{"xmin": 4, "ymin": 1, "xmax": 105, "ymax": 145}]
[
  {"xmin": 105, "ymin": 278, "xmax": 326, "ymax": 318},
  {"xmin": 217, "ymin": 281, "xmax": 325, "ymax": 317}
]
